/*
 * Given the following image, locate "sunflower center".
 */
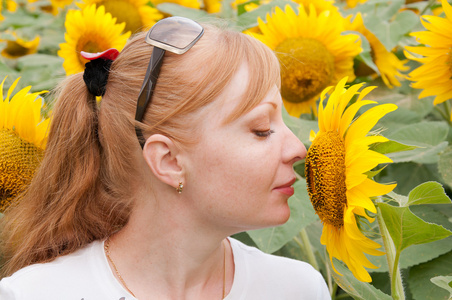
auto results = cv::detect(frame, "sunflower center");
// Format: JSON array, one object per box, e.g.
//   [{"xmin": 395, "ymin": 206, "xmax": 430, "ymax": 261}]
[
  {"xmin": 0, "ymin": 129, "xmax": 44, "ymax": 212},
  {"xmin": 305, "ymin": 130, "xmax": 347, "ymax": 228},
  {"xmin": 101, "ymin": 0, "xmax": 143, "ymax": 33},
  {"xmin": 77, "ymin": 39, "xmax": 110, "ymax": 66},
  {"xmin": 4, "ymin": 41, "xmax": 29, "ymax": 57},
  {"xmin": 275, "ymin": 38, "xmax": 335, "ymax": 103}
]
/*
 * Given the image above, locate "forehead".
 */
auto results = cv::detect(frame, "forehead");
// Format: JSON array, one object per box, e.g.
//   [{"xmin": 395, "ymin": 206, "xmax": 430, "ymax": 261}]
[{"xmin": 216, "ymin": 62, "xmax": 251, "ymax": 116}]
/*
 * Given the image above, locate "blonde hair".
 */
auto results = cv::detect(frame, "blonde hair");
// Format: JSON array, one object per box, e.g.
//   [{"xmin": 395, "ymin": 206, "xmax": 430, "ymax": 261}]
[{"xmin": 0, "ymin": 24, "xmax": 280, "ymax": 277}]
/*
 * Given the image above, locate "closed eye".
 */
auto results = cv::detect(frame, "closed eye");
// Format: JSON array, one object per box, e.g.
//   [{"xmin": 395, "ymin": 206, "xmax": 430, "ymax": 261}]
[{"xmin": 253, "ymin": 129, "xmax": 275, "ymax": 138}]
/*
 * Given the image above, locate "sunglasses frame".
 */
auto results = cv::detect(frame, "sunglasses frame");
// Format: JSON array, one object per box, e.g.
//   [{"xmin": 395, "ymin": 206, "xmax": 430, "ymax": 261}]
[{"xmin": 135, "ymin": 17, "xmax": 204, "ymax": 148}]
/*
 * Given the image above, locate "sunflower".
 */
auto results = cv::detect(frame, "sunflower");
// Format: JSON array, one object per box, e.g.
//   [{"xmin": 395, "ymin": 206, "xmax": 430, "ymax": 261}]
[
  {"xmin": 0, "ymin": 77, "xmax": 50, "ymax": 212},
  {"xmin": 58, "ymin": 4, "xmax": 131, "ymax": 76},
  {"xmin": 249, "ymin": 5, "xmax": 361, "ymax": 117},
  {"xmin": 48, "ymin": 0, "xmax": 74, "ymax": 15},
  {"xmin": 203, "ymin": 0, "xmax": 221, "ymax": 13},
  {"xmin": 343, "ymin": 0, "xmax": 367, "ymax": 9},
  {"xmin": 25, "ymin": 0, "xmax": 72, "ymax": 14},
  {"xmin": 405, "ymin": 0, "xmax": 452, "ymax": 118},
  {"xmin": 1, "ymin": 33, "xmax": 40, "ymax": 59},
  {"xmin": 232, "ymin": 0, "xmax": 270, "ymax": 11},
  {"xmin": 78, "ymin": 0, "xmax": 162, "ymax": 33},
  {"xmin": 305, "ymin": 77, "xmax": 397, "ymax": 282},
  {"xmin": 347, "ymin": 13, "xmax": 409, "ymax": 89},
  {"xmin": 152, "ymin": 0, "xmax": 200, "ymax": 9}
]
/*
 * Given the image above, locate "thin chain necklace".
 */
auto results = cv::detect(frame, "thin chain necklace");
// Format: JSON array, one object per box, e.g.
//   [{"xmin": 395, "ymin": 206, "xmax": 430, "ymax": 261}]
[
  {"xmin": 104, "ymin": 238, "xmax": 137, "ymax": 297},
  {"xmin": 104, "ymin": 238, "xmax": 227, "ymax": 299}
]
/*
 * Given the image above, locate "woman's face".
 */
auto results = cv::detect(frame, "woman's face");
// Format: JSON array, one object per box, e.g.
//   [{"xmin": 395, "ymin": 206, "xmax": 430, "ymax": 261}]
[{"xmin": 184, "ymin": 63, "xmax": 307, "ymax": 233}]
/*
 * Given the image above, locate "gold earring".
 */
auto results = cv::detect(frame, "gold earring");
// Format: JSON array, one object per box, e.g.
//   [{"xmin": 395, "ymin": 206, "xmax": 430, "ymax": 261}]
[{"xmin": 176, "ymin": 182, "xmax": 184, "ymax": 194}]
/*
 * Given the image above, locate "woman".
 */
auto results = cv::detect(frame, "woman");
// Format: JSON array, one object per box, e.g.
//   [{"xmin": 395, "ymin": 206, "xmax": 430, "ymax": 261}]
[{"xmin": 0, "ymin": 17, "xmax": 330, "ymax": 299}]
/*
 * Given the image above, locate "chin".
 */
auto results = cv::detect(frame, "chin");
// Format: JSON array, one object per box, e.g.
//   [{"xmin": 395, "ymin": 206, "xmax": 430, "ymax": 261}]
[{"xmin": 272, "ymin": 206, "xmax": 291, "ymax": 226}]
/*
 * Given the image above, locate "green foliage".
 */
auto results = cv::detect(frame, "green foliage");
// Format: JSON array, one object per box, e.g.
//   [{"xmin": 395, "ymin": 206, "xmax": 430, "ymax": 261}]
[
  {"xmin": 370, "ymin": 140, "xmax": 417, "ymax": 156},
  {"xmin": 156, "ymin": 3, "xmax": 210, "ymax": 20},
  {"xmin": 408, "ymin": 251, "xmax": 452, "ymax": 300},
  {"xmin": 430, "ymin": 276, "xmax": 452, "ymax": 299},
  {"xmin": 345, "ymin": 0, "xmax": 420, "ymax": 51},
  {"xmin": 408, "ymin": 182, "xmax": 452, "ymax": 206},
  {"xmin": 329, "ymin": 258, "xmax": 392, "ymax": 300},
  {"xmin": 235, "ymin": 0, "xmax": 297, "ymax": 30},
  {"xmin": 438, "ymin": 146, "xmax": 452, "ymax": 189},
  {"xmin": 384, "ymin": 122, "xmax": 449, "ymax": 164},
  {"xmin": 378, "ymin": 203, "xmax": 452, "ymax": 253},
  {"xmin": 369, "ymin": 205, "xmax": 452, "ymax": 272}
]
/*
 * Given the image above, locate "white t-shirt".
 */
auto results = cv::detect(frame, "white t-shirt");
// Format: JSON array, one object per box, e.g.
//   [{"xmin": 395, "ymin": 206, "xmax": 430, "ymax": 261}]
[{"xmin": 0, "ymin": 238, "xmax": 330, "ymax": 300}]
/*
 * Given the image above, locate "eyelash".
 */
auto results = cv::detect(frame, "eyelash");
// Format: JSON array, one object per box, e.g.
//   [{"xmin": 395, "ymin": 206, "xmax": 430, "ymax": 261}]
[{"xmin": 253, "ymin": 129, "xmax": 275, "ymax": 138}]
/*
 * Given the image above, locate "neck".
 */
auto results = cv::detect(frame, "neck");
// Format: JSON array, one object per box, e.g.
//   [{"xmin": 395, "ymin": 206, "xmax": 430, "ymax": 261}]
[{"xmin": 105, "ymin": 192, "xmax": 232, "ymax": 300}]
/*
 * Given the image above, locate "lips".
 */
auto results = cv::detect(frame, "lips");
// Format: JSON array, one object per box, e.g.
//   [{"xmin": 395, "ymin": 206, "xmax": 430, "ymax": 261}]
[{"xmin": 274, "ymin": 178, "xmax": 297, "ymax": 196}]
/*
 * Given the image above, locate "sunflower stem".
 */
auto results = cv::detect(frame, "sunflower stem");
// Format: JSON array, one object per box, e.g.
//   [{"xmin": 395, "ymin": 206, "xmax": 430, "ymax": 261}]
[
  {"xmin": 444, "ymin": 101, "xmax": 452, "ymax": 124},
  {"xmin": 326, "ymin": 251, "xmax": 334, "ymax": 296},
  {"xmin": 335, "ymin": 293, "xmax": 352, "ymax": 300},
  {"xmin": 435, "ymin": 106, "xmax": 452, "ymax": 126},
  {"xmin": 331, "ymin": 282, "xmax": 338, "ymax": 299},
  {"xmin": 376, "ymin": 203, "xmax": 405, "ymax": 300},
  {"xmin": 299, "ymin": 228, "xmax": 320, "ymax": 271}
]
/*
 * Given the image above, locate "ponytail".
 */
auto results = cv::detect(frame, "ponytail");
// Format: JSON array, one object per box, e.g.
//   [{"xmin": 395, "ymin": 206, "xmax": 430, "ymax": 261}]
[{"xmin": 0, "ymin": 74, "xmax": 130, "ymax": 276}]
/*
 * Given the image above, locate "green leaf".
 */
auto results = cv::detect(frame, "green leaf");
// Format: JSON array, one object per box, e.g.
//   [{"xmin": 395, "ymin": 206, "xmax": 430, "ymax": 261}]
[
  {"xmin": 236, "ymin": 0, "xmax": 297, "ymax": 31},
  {"xmin": 378, "ymin": 203, "xmax": 452, "ymax": 253},
  {"xmin": 378, "ymin": 106, "xmax": 423, "ymax": 125},
  {"xmin": 390, "ymin": 141, "xmax": 449, "ymax": 164},
  {"xmin": 386, "ymin": 191, "xmax": 408, "ymax": 207},
  {"xmin": 385, "ymin": 122, "xmax": 449, "ymax": 164},
  {"xmin": 439, "ymin": 146, "xmax": 452, "ymax": 189},
  {"xmin": 218, "ymin": 0, "xmax": 235, "ymax": 19},
  {"xmin": 17, "ymin": 54, "xmax": 63, "ymax": 69},
  {"xmin": 247, "ymin": 179, "xmax": 318, "ymax": 253},
  {"xmin": 370, "ymin": 140, "xmax": 417, "ymax": 155},
  {"xmin": 328, "ymin": 258, "xmax": 392, "ymax": 300},
  {"xmin": 379, "ymin": 163, "xmax": 442, "ymax": 195},
  {"xmin": 431, "ymin": 276, "xmax": 452, "ymax": 298},
  {"xmin": 156, "ymin": 3, "xmax": 209, "ymax": 20},
  {"xmin": 408, "ymin": 251, "xmax": 452, "ymax": 300},
  {"xmin": 363, "ymin": 3, "xmax": 419, "ymax": 51},
  {"xmin": 0, "ymin": 60, "xmax": 19, "ymax": 78},
  {"xmin": 408, "ymin": 182, "xmax": 451, "ymax": 206},
  {"xmin": 17, "ymin": 64, "xmax": 65, "ymax": 92},
  {"xmin": 282, "ymin": 107, "xmax": 318, "ymax": 146},
  {"xmin": 237, "ymin": 0, "xmax": 259, "ymax": 15},
  {"xmin": 365, "ymin": 165, "xmax": 387, "ymax": 179},
  {"xmin": 369, "ymin": 205, "xmax": 452, "ymax": 272},
  {"xmin": 386, "ymin": 122, "xmax": 448, "ymax": 147},
  {"xmin": 351, "ymin": 30, "xmax": 379, "ymax": 73}
]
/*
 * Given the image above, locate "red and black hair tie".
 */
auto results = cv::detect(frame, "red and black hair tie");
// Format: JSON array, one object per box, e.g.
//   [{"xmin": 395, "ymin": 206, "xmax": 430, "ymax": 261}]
[{"xmin": 81, "ymin": 48, "xmax": 119, "ymax": 97}]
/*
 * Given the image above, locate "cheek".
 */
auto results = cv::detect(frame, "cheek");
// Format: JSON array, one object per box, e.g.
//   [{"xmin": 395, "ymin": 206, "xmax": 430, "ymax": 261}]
[{"xmin": 197, "ymin": 140, "xmax": 278, "ymax": 198}]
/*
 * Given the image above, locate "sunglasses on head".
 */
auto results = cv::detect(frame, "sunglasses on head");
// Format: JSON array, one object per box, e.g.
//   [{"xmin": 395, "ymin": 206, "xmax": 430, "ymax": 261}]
[{"xmin": 135, "ymin": 16, "xmax": 204, "ymax": 148}]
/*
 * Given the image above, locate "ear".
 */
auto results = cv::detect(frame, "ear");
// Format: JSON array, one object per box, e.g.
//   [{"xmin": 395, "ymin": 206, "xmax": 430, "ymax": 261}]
[{"xmin": 142, "ymin": 134, "xmax": 184, "ymax": 189}]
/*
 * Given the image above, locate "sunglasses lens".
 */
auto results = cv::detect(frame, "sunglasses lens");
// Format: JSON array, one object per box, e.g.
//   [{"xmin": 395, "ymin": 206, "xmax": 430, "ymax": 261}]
[{"xmin": 147, "ymin": 17, "xmax": 204, "ymax": 52}]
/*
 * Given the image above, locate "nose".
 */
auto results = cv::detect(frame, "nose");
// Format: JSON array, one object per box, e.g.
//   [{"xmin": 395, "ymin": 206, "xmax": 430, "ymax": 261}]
[{"xmin": 282, "ymin": 125, "xmax": 307, "ymax": 165}]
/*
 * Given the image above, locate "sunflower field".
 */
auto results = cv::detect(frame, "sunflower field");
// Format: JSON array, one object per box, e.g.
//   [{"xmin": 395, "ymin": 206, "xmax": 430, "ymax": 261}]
[{"xmin": 1, "ymin": 0, "xmax": 452, "ymax": 299}]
